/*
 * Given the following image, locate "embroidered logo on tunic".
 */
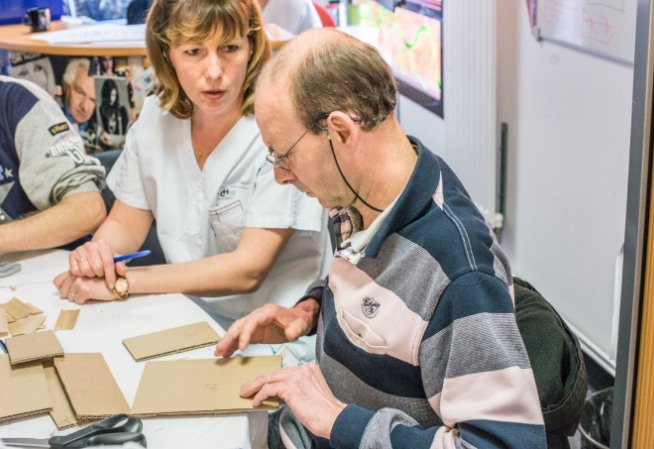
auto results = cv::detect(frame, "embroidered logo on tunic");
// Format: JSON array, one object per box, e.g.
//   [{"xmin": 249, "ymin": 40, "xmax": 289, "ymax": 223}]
[
  {"xmin": 217, "ymin": 187, "xmax": 236, "ymax": 200},
  {"xmin": 361, "ymin": 297, "xmax": 380, "ymax": 318}
]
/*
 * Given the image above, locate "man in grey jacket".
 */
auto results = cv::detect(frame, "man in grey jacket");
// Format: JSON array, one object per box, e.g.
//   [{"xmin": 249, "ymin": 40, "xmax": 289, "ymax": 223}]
[{"xmin": 0, "ymin": 75, "xmax": 106, "ymax": 253}]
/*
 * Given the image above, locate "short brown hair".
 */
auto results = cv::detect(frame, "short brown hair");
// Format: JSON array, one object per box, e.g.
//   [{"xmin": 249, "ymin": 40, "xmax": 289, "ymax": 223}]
[
  {"xmin": 265, "ymin": 29, "xmax": 396, "ymax": 132},
  {"xmin": 146, "ymin": 0, "xmax": 270, "ymax": 119}
]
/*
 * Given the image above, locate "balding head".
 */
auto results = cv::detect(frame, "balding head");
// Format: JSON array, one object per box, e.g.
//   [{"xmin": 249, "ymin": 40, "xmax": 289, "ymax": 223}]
[{"xmin": 255, "ymin": 28, "xmax": 397, "ymax": 133}]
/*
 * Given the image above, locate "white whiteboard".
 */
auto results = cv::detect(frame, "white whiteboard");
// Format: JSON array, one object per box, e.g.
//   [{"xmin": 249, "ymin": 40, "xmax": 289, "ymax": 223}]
[{"xmin": 536, "ymin": 0, "xmax": 637, "ymax": 63}]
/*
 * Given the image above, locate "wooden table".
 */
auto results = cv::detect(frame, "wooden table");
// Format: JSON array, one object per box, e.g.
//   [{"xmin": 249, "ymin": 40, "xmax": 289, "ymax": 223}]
[
  {"xmin": 0, "ymin": 21, "xmax": 291, "ymax": 56},
  {"xmin": 0, "ymin": 22, "xmax": 147, "ymax": 57}
]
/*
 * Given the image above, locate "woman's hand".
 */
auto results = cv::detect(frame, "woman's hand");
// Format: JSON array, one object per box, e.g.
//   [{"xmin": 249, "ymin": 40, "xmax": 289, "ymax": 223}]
[
  {"xmin": 68, "ymin": 240, "xmax": 126, "ymax": 290},
  {"xmin": 54, "ymin": 271, "xmax": 117, "ymax": 304}
]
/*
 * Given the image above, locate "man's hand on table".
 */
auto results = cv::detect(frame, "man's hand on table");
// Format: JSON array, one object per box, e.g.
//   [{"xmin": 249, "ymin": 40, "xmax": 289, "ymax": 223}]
[
  {"xmin": 240, "ymin": 363, "xmax": 346, "ymax": 439},
  {"xmin": 54, "ymin": 271, "xmax": 116, "ymax": 303},
  {"xmin": 214, "ymin": 300, "xmax": 319, "ymax": 358}
]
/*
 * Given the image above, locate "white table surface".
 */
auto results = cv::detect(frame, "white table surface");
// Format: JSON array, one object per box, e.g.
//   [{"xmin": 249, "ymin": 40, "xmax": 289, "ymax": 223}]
[{"xmin": 0, "ymin": 250, "xmax": 269, "ymax": 449}]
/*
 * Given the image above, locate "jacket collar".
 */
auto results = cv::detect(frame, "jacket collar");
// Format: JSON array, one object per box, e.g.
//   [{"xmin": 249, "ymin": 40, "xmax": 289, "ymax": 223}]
[{"xmin": 364, "ymin": 136, "xmax": 441, "ymax": 258}]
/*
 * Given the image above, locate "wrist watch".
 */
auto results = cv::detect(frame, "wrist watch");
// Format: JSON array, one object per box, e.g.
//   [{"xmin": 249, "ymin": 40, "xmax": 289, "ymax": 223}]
[{"xmin": 112, "ymin": 276, "xmax": 129, "ymax": 301}]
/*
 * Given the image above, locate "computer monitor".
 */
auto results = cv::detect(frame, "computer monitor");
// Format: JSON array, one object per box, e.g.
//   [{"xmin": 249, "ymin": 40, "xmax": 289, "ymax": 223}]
[{"xmin": 366, "ymin": 0, "xmax": 443, "ymax": 116}]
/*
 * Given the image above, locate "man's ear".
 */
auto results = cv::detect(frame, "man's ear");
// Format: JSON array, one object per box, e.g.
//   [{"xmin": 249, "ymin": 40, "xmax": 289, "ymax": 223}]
[{"xmin": 327, "ymin": 112, "xmax": 358, "ymax": 145}]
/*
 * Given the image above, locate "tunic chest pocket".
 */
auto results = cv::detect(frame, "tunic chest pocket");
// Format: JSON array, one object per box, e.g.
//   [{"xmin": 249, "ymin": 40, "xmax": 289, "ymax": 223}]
[
  {"xmin": 209, "ymin": 198, "xmax": 244, "ymax": 253},
  {"xmin": 339, "ymin": 309, "xmax": 389, "ymax": 355}
]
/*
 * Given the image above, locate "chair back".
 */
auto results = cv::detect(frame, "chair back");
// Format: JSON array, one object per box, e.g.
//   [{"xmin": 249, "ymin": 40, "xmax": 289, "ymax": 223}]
[{"xmin": 514, "ymin": 277, "xmax": 588, "ymax": 447}]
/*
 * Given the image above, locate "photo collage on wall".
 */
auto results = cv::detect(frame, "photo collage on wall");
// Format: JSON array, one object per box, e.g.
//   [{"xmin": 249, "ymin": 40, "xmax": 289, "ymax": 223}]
[{"xmin": 0, "ymin": 49, "xmax": 154, "ymax": 154}]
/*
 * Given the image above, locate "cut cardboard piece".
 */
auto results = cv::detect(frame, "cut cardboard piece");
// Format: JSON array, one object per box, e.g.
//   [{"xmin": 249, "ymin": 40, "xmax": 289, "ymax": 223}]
[
  {"xmin": 54, "ymin": 353, "xmax": 130, "ymax": 420},
  {"xmin": 0, "ymin": 308, "xmax": 8, "ymax": 337},
  {"xmin": 8, "ymin": 314, "xmax": 46, "ymax": 336},
  {"xmin": 27, "ymin": 303, "xmax": 43, "ymax": 315},
  {"xmin": 54, "ymin": 309, "xmax": 80, "ymax": 331},
  {"xmin": 131, "ymin": 355, "xmax": 282, "ymax": 417},
  {"xmin": 6, "ymin": 330, "xmax": 64, "ymax": 365},
  {"xmin": 43, "ymin": 361, "xmax": 80, "ymax": 429},
  {"xmin": 3, "ymin": 297, "xmax": 32, "ymax": 320},
  {"xmin": 123, "ymin": 321, "xmax": 221, "ymax": 361},
  {"xmin": 0, "ymin": 354, "xmax": 51, "ymax": 421},
  {"xmin": 4, "ymin": 309, "xmax": 16, "ymax": 323}
]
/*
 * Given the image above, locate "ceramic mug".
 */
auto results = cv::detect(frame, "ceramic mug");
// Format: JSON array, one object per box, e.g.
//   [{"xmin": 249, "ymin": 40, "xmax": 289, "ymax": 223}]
[{"xmin": 23, "ymin": 7, "xmax": 51, "ymax": 33}]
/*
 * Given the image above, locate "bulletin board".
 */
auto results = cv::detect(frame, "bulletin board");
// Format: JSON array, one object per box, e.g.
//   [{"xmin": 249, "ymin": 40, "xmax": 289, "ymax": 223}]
[{"xmin": 535, "ymin": 0, "xmax": 637, "ymax": 64}]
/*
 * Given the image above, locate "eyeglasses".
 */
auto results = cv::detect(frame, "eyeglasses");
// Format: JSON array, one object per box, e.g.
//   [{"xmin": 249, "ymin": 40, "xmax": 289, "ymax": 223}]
[{"xmin": 265, "ymin": 112, "xmax": 361, "ymax": 171}]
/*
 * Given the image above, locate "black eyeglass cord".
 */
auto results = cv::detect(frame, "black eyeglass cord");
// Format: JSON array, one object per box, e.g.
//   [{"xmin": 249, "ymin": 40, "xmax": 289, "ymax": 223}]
[{"xmin": 327, "ymin": 132, "xmax": 384, "ymax": 213}]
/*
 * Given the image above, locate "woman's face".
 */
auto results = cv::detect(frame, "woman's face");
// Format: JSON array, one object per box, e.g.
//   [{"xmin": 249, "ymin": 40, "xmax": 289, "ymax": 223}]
[
  {"xmin": 110, "ymin": 87, "xmax": 117, "ymax": 105},
  {"xmin": 17, "ymin": 61, "xmax": 51, "ymax": 94},
  {"xmin": 167, "ymin": 29, "xmax": 251, "ymax": 121}
]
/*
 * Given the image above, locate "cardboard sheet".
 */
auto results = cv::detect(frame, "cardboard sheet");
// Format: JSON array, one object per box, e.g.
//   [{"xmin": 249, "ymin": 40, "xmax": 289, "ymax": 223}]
[
  {"xmin": 0, "ymin": 308, "xmax": 8, "ymax": 337},
  {"xmin": 8, "ymin": 314, "xmax": 46, "ymax": 336},
  {"xmin": 3, "ymin": 297, "xmax": 33, "ymax": 320},
  {"xmin": 54, "ymin": 309, "xmax": 80, "ymax": 331},
  {"xmin": 123, "ymin": 321, "xmax": 221, "ymax": 361},
  {"xmin": 0, "ymin": 354, "xmax": 51, "ymax": 421},
  {"xmin": 6, "ymin": 330, "xmax": 64, "ymax": 365},
  {"xmin": 54, "ymin": 353, "xmax": 130, "ymax": 419},
  {"xmin": 43, "ymin": 361, "xmax": 79, "ymax": 429},
  {"xmin": 131, "ymin": 356, "xmax": 282, "ymax": 416}
]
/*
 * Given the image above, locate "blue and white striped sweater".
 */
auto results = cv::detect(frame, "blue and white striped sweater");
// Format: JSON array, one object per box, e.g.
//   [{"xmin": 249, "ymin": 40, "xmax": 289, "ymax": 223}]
[{"xmin": 285, "ymin": 137, "xmax": 546, "ymax": 449}]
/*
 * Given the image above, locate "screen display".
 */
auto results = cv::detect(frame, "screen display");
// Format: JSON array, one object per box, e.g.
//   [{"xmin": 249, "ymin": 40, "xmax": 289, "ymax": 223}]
[{"xmin": 362, "ymin": 0, "xmax": 442, "ymax": 114}]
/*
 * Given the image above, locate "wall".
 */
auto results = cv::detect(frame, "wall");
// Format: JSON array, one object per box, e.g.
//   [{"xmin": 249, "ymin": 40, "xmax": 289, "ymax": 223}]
[
  {"xmin": 399, "ymin": 0, "xmax": 634, "ymax": 374},
  {"xmin": 497, "ymin": 0, "xmax": 633, "ymax": 374}
]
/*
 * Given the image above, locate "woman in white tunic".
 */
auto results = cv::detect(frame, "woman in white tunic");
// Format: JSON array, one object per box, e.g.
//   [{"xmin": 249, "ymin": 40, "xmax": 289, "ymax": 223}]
[{"xmin": 54, "ymin": 0, "xmax": 329, "ymax": 362}]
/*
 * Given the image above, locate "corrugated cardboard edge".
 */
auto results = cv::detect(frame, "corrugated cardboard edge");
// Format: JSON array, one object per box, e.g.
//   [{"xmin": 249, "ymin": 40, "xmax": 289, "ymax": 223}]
[
  {"xmin": 0, "ymin": 408, "xmax": 51, "ymax": 422},
  {"xmin": 12, "ymin": 352, "xmax": 64, "ymax": 365},
  {"xmin": 131, "ymin": 404, "xmax": 279, "ymax": 418},
  {"xmin": 54, "ymin": 309, "xmax": 80, "ymax": 331},
  {"xmin": 129, "ymin": 341, "xmax": 219, "ymax": 362}
]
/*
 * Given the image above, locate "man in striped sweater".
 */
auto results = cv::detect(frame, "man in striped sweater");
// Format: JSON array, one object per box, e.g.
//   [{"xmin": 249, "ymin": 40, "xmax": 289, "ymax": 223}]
[{"xmin": 214, "ymin": 28, "xmax": 547, "ymax": 448}]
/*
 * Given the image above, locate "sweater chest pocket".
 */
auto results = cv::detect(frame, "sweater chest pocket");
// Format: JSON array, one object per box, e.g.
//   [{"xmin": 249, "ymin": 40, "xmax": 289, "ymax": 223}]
[{"xmin": 339, "ymin": 309, "xmax": 389, "ymax": 355}]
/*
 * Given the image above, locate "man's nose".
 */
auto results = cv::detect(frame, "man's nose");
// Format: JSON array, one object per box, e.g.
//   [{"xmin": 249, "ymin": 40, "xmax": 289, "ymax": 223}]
[{"xmin": 274, "ymin": 166, "xmax": 297, "ymax": 186}]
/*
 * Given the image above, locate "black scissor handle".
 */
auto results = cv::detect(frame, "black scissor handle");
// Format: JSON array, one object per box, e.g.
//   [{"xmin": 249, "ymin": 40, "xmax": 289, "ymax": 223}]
[
  {"xmin": 49, "ymin": 414, "xmax": 144, "ymax": 448},
  {"xmin": 83, "ymin": 432, "xmax": 147, "ymax": 447}
]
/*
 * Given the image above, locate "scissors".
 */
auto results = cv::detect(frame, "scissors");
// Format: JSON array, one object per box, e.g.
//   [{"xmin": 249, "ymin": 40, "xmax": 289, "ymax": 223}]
[{"xmin": 1, "ymin": 414, "xmax": 147, "ymax": 448}]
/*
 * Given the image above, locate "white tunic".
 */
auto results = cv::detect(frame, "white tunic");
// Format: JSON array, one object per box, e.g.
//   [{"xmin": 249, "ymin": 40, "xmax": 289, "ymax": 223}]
[
  {"xmin": 107, "ymin": 97, "xmax": 331, "ymax": 324},
  {"xmin": 263, "ymin": 0, "xmax": 322, "ymax": 35}
]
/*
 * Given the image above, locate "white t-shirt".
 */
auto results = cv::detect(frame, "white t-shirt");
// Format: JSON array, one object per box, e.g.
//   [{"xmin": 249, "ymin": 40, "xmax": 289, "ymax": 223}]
[
  {"xmin": 107, "ymin": 96, "xmax": 331, "ymax": 322},
  {"xmin": 263, "ymin": 0, "xmax": 322, "ymax": 35}
]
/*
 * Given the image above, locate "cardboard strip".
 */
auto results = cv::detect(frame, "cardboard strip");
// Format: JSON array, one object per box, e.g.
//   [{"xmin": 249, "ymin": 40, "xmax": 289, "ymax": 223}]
[
  {"xmin": 122, "ymin": 321, "xmax": 221, "ymax": 361},
  {"xmin": 54, "ymin": 353, "xmax": 130, "ymax": 419},
  {"xmin": 8, "ymin": 314, "xmax": 46, "ymax": 336},
  {"xmin": 0, "ymin": 354, "xmax": 51, "ymax": 421},
  {"xmin": 131, "ymin": 356, "xmax": 282, "ymax": 417},
  {"xmin": 3, "ymin": 298, "xmax": 32, "ymax": 320},
  {"xmin": 0, "ymin": 308, "xmax": 8, "ymax": 337},
  {"xmin": 54, "ymin": 309, "xmax": 80, "ymax": 331},
  {"xmin": 43, "ymin": 361, "xmax": 79, "ymax": 430},
  {"xmin": 6, "ymin": 330, "xmax": 64, "ymax": 365}
]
